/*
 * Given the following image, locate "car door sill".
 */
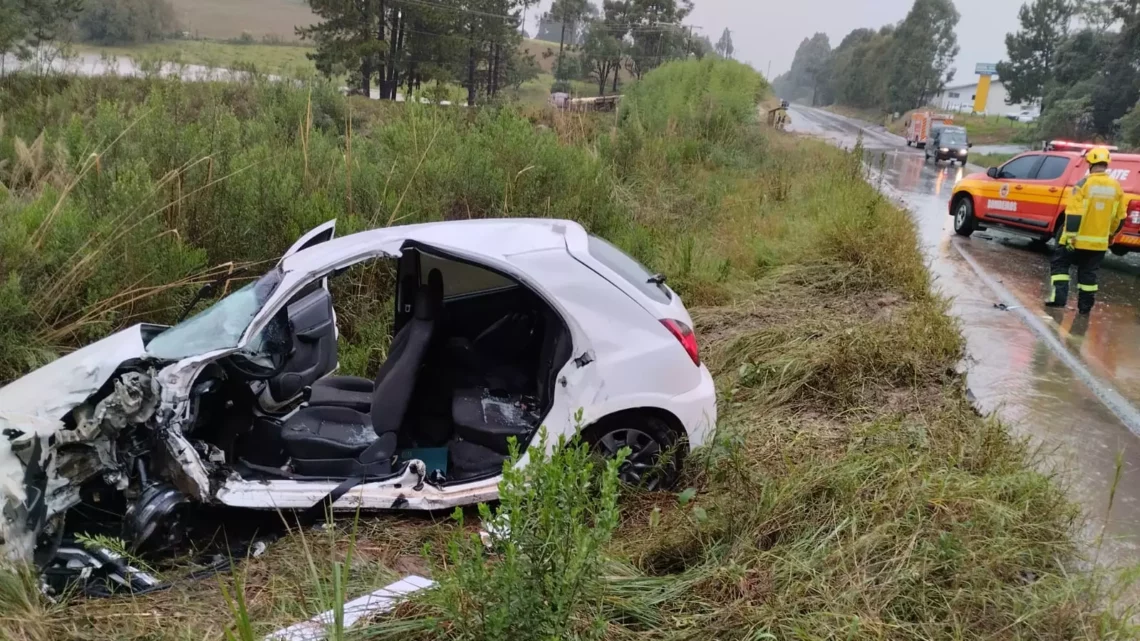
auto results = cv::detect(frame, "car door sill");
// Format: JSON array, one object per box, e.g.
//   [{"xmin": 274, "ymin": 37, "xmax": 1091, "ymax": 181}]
[{"xmin": 985, "ymin": 213, "xmax": 1050, "ymax": 229}]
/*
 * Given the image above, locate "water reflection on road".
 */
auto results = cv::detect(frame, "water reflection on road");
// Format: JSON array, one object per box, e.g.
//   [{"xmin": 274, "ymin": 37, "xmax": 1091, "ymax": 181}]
[{"xmin": 790, "ymin": 105, "xmax": 1140, "ymax": 564}]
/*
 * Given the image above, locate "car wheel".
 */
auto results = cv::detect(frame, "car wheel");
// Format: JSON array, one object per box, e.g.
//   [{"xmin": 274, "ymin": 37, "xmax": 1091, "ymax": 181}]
[
  {"xmin": 1111, "ymin": 246, "xmax": 1129, "ymax": 257},
  {"xmin": 585, "ymin": 414, "xmax": 683, "ymax": 491},
  {"xmin": 1052, "ymin": 216, "xmax": 1064, "ymax": 246},
  {"xmin": 953, "ymin": 197, "xmax": 976, "ymax": 237}
]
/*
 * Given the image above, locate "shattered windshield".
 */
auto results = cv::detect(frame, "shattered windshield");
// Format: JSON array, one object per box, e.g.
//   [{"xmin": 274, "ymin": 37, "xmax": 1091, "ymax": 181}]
[{"xmin": 146, "ymin": 268, "xmax": 284, "ymax": 360}]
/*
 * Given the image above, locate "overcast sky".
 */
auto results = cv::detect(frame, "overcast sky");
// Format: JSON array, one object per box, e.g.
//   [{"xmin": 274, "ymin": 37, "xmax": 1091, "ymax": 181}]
[{"xmin": 527, "ymin": 0, "xmax": 1022, "ymax": 86}]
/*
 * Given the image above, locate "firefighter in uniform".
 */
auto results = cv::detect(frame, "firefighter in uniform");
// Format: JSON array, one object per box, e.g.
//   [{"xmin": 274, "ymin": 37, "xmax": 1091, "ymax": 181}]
[{"xmin": 1045, "ymin": 147, "xmax": 1128, "ymax": 314}]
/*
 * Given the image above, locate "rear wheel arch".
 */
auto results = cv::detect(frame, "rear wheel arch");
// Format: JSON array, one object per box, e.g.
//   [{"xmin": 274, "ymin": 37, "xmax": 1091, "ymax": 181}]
[{"xmin": 581, "ymin": 407, "xmax": 689, "ymax": 489}]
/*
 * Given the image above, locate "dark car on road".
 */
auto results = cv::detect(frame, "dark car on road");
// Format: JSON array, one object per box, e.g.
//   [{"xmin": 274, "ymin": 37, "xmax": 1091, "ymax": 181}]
[{"xmin": 926, "ymin": 125, "xmax": 971, "ymax": 165}]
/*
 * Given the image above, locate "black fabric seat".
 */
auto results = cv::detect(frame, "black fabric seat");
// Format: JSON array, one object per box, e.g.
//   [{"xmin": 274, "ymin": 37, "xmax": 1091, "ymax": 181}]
[
  {"xmin": 307, "ymin": 274, "xmax": 424, "ymax": 413},
  {"xmin": 452, "ymin": 390, "xmax": 535, "ymax": 455},
  {"xmin": 446, "ymin": 311, "xmax": 536, "ymax": 392},
  {"xmin": 281, "ymin": 270, "xmax": 443, "ymax": 476},
  {"xmin": 281, "ymin": 406, "xmax": 378, "ymax": 458},
  {"xmin": 450, "ymin": 309, "xmax": 570, "ymax": 456},
  {"xmin": 308, "ymin": 375, "xmax": 373, "ymax": 412}
]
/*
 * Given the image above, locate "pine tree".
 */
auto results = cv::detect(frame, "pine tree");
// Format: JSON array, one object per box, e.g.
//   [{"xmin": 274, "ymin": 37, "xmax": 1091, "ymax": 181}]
[
  {"xmin": 714, "ymin": 28, "xmax": 733, "ymax": 58},
  {"xmin": 996, "ymin": 0, "xmax": 1076, "ymax": 111}
]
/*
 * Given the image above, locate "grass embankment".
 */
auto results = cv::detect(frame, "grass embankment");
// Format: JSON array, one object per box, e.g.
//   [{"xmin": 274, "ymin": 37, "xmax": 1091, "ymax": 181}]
[
  {"xmin": 0, "ymin": 60, "xmax": 1133, "ymax": 640},
  {"xmin": 971, "ymin": 151, "xmax": 1018, "ymax": 168},
  {"xmin": 76, "ymin": 39, "xmax": 318, "ymax": 76},
  {"xmin": 168, "ymin": 0, "xmax": 316, "ymax": 42}
]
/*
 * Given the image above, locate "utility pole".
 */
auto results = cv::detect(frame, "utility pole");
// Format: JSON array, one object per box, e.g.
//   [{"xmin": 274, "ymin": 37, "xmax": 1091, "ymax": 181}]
[{"xmin": 767, "ymin": 60, "xmax": 771, "ymax": 79}]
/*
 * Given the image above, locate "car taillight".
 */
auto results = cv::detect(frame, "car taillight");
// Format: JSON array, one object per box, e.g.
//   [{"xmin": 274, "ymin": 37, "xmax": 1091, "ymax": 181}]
[{"xmin": 660, "ymin": 319, "xmax": 700, "ymax": 366}]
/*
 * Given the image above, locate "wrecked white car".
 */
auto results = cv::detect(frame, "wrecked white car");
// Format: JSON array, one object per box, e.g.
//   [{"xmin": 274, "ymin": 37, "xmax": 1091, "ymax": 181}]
[{"xmin": 0, "ymin": 218, "xmax": 717, "ymax": 566}]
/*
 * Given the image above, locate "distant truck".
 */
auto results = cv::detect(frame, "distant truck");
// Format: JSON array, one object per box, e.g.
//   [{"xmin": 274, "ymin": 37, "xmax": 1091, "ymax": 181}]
[{"xmin": 904, "ymin": 111, "xmax": 955, "ymax": 148}]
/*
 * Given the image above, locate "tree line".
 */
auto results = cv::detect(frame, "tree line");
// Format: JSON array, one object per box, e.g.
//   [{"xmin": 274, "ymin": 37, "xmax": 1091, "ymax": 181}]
[
  {"xmin": 300, "ymin": 0, "xmax": 704, "ymax": 105},
  {"xmin": 2, "ymin": 0, "xmax": 722, "ymax": 108},
  {"xmin": 997, "ymin": 0, "xmax": 1140, "ymax": 147},
  {"xmin": 773, "ymin": 0, "xmax": 960, "ymax": 115},
  {"xmin": 1, "ymin": 0, "xmax": 177, "ymax": 56}
]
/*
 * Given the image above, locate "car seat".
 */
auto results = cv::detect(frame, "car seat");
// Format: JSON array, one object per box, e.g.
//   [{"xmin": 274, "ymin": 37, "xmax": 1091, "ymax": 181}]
[
  {"xmin": 448, "ymin": 308, "xmax": 570, "ymax": 457},
  {"xmin": 280, "ymin": 270, "xmax": 443, "ymax": 476},
  {"xmin": 306, "ymin": 274, "xmax": 425, "ymax": 412}
]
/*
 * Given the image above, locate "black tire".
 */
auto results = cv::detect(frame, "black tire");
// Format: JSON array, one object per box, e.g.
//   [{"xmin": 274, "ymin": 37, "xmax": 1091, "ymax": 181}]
[
  {"xmin": 953, "ymin": 197, "xmax": 977, "ymax": 237},
  {"xmin": 583, "ymin": 413, "xmax": 684, "ymax": 491},
  {"xmin": 1111, "ymin": 246, "xmax": 1129, "ymax": 257},
  {"xmin": 1051, "ymin": 216, "xmax": 1064, "ymax": 246},
  {"xmin": 961, "ymin": 155, "xmax": 968, "ymax": 165}
]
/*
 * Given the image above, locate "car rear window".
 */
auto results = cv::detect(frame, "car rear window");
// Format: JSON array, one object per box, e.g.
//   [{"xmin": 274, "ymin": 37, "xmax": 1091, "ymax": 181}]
[{"xmin": 587, "ymin": 235, "xmax": 672, "ymax": 304}]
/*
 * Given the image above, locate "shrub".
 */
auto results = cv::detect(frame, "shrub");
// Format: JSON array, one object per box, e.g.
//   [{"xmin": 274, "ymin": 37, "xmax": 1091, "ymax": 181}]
[{"xmin": 373, "ymin": 427, "xmax": 627, "ymax": 641}]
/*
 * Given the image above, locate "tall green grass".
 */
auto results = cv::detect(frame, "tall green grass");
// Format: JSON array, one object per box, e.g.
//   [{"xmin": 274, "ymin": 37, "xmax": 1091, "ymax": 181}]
[{"xmin": 0, "ymin": 75, "xmax": 626, "ymax": 382}]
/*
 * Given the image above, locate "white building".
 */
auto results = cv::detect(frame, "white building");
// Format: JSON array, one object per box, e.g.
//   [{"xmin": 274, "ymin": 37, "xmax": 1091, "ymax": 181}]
[{"xmin": 932, "ymin": 79, "xmax": 1038, "ymax": 117}]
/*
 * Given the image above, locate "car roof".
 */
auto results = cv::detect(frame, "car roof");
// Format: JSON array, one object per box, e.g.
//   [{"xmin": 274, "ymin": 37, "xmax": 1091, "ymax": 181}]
[{"xmin": 280, "ymin": 218, "xmax": 586, "ymax": 276}]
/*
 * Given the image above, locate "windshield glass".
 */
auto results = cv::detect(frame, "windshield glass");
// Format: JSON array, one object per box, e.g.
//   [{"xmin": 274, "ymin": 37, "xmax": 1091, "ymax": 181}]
[
  {"xmin": 940, "ymin": 132, "xmax": 967, "ymax": 146},
  {"xmin": 147, "ymin": 268, "xmax": 284, "ymax": 360}
]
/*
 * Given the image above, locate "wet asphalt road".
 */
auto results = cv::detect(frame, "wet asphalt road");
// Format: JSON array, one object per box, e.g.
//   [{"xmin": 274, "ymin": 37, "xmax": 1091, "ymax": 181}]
[{"xmin": 789, "ymin": 105, "xmax": 1140, "ymax": 565}]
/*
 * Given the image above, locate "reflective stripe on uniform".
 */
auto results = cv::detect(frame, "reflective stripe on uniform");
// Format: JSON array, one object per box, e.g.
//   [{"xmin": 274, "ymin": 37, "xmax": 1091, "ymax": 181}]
[
  {"xmin": 1088, "ymin": 185, "xmax": 1119, "ymax": 198},
  {"xmin": 1079, "ymin": 284, "xmax": 1099, "ymax": 292},
  {"xmin": 1075, "ymin": 235, "xmax": 1110, "ymax": 249},
  {"xmin": 1051, "ymin": 274, "xmax": 1071, "ymax": 282}
]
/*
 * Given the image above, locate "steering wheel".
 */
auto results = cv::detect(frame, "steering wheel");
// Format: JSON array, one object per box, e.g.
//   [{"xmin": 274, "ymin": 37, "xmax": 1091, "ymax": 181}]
[
  {"xmin": 225, "ymin": 349, "xmax": 289, "ymax": 380},
  {"xmin": 224, "ymin": 314, "xmax": 293, "ymax": 380}
]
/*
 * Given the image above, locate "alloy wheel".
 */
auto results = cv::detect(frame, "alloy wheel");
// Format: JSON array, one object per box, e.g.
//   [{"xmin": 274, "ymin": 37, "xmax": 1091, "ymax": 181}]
[{"xmin": 597, "ymin": 428, "xmax": 665, "ymax": 490}]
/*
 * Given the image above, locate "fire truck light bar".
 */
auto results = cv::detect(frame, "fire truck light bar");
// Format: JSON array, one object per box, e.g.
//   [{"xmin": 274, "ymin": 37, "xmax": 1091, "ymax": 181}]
[{"xmin": 1044, "ymin": 140, "xmax": 1120, "ymax": 152}]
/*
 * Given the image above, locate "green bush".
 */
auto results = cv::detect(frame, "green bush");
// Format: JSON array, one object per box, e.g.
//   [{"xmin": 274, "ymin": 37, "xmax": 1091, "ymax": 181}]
[
  {"xmin": 372, "ymin": 427, "xmax": 627, "ymax": 641},
  {"xmin": 1121, "ymin": 99, "xmax": 1140, "ymax": 151}
]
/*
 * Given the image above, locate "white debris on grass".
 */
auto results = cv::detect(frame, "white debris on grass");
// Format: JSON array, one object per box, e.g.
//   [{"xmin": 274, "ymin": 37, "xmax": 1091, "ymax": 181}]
[{"xmin": 264, "ymin": 575, "xmax": 435, "ymax": 641}]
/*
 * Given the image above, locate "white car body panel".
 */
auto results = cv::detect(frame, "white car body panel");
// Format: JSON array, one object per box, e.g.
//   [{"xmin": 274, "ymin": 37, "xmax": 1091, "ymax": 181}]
[{"xmin": 216, "ymin": 462, "xmax": 503, "ymax": 510}]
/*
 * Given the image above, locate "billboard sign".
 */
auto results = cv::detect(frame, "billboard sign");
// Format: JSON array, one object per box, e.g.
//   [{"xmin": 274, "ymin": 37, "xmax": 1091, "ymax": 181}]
[{"xmin": 975, "ymin": 63, "xmax": 997, "ymax": 76}]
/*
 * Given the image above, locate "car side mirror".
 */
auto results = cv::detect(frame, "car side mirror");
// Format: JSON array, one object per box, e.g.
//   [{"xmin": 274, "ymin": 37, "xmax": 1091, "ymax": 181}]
[
  {"xmin": 986, "ymin": 167, "xmax": 999, "ymax": 178},
  {"xmin": 968, "ymin": 143, "xmax": 973, "ymax": 148}
]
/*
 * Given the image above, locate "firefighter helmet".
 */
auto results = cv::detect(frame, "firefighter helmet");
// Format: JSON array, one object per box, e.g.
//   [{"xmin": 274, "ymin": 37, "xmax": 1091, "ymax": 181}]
[{"xmin": 1086, "ymin": 147, "xmax": 1111, "ymax": 166}]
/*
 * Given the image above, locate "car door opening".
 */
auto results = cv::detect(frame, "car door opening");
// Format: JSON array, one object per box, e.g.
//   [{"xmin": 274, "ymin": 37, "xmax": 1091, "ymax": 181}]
[{"xmin": 175, "ymin": 244, "xmax": 573, "ymax": 489}]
